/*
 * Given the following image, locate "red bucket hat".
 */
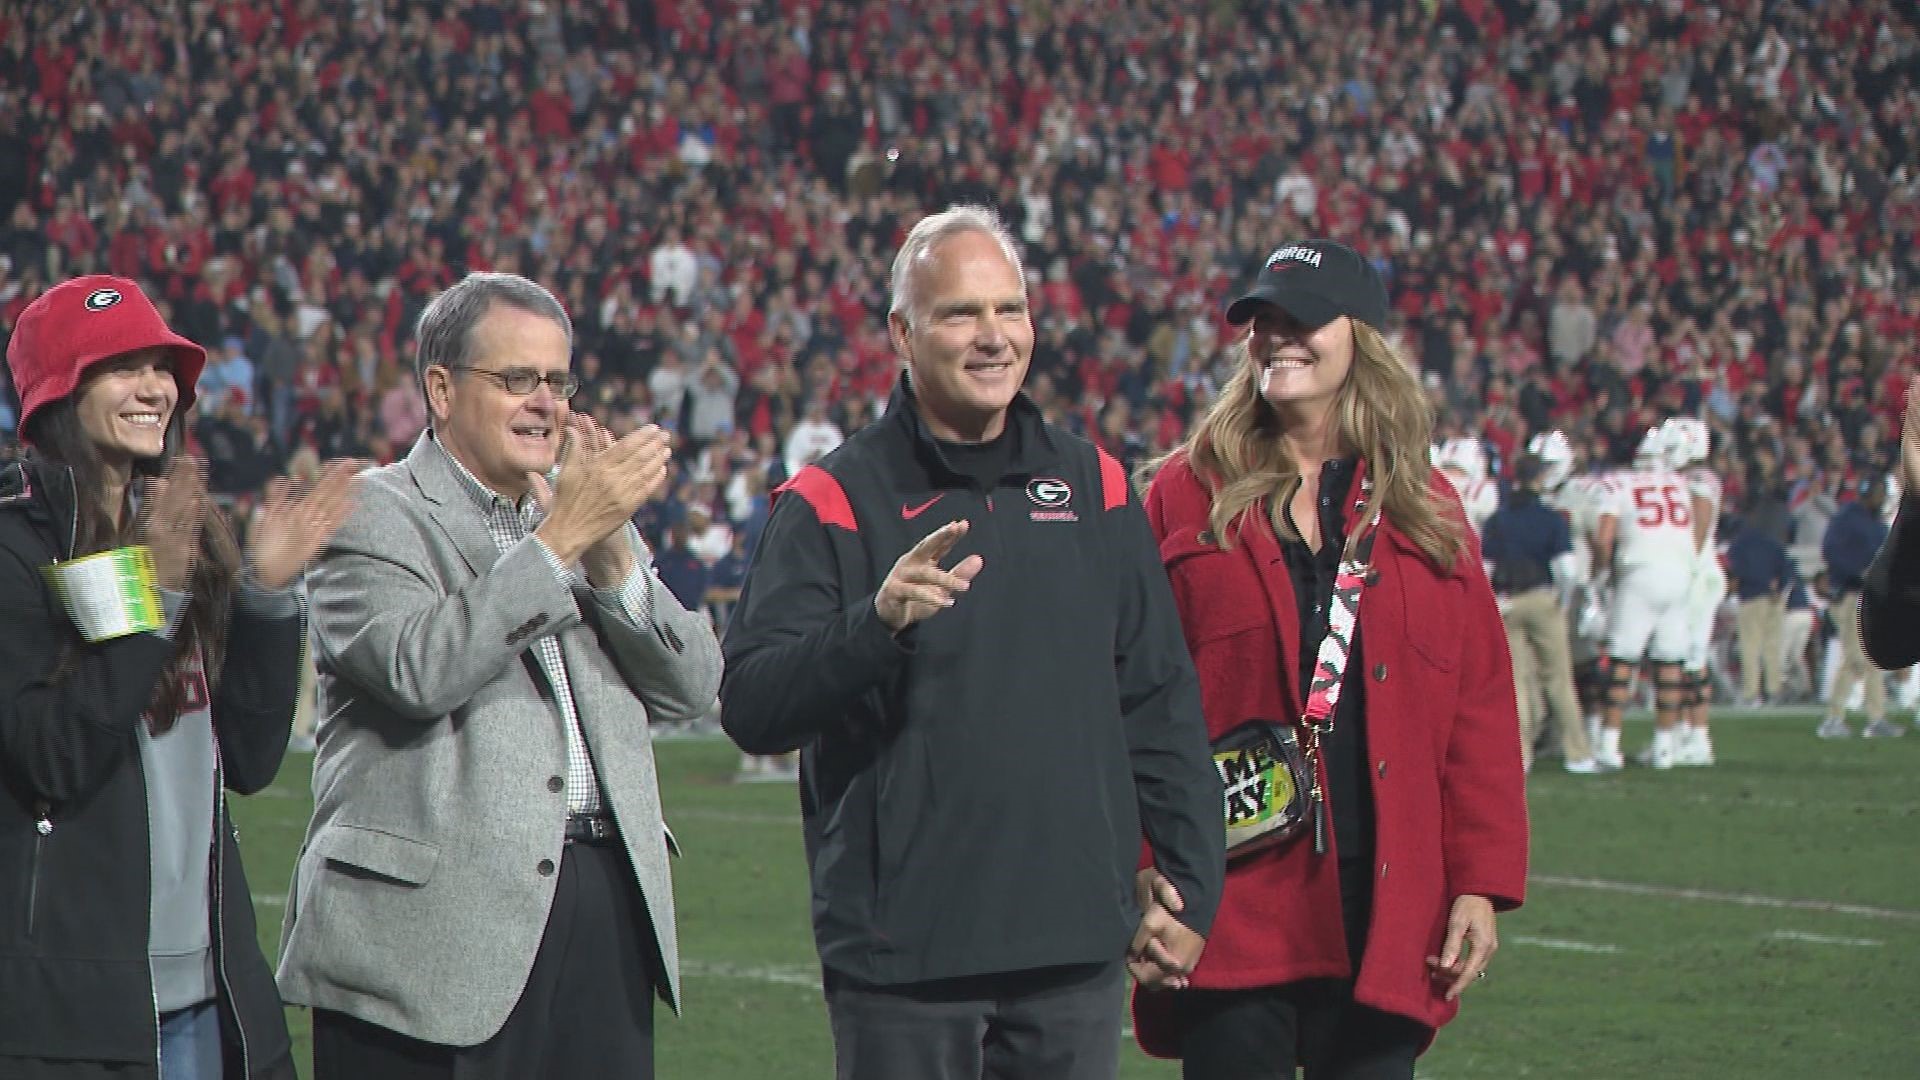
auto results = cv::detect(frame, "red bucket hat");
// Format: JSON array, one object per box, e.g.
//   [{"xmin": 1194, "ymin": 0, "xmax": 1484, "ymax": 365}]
[{"xmin": 5, "ymin": 275, "xmax": 207, "ymax": 440}]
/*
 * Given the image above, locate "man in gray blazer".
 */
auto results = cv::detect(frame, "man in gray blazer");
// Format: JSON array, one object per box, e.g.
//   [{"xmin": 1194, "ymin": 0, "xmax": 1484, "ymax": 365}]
[{"xmin": 277, "ymin": 272, "xmax": 721, "ymax": 1080}]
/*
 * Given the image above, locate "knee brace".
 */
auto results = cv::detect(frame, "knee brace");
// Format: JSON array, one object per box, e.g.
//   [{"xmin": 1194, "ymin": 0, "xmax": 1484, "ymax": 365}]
[
  {"xmin": 1606, "ymin": 658, "xmax": 1638, "ymax": 703},
  {"xmin": 1652, "ymin": 662, "xmax": 1689, "ymax": 710},
  {"xmin": 1572, "ymin": 661, "xmax": 1601, "ymax": 705}
]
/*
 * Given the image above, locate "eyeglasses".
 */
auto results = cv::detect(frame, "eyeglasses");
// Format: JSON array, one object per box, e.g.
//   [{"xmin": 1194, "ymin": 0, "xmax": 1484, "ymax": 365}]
[{"xmin": 447, "ymin": 365, "xmax": 580, "ymax": 399}]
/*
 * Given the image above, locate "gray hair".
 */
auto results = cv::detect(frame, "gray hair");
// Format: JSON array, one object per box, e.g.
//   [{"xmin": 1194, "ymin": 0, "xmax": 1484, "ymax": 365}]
[
  {"xmin": 887, "ymin": 204, "xmax": 1026, "ymax": 327},
  {"xmin": 413, "ymin": 272, "xmax": 573, "ymax": 393}
]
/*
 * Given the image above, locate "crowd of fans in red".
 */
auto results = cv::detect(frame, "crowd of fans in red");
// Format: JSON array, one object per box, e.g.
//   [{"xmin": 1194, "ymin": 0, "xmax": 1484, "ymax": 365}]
[{"xmin": 1, "ymin": 0, "xmax": 1917, "ymax": 603}]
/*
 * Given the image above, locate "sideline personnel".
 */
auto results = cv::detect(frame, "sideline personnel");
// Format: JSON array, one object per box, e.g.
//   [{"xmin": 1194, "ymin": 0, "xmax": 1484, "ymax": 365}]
[{"xmin": 1483, "ymin": 455, "xmax": 1600, "ymax": 773}]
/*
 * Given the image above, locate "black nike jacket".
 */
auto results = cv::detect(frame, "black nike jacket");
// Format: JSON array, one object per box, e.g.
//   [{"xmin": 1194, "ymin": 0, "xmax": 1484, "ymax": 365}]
[{"xmin": 721, "ymin": 375, "xmax": 1223, "ymax": 987}]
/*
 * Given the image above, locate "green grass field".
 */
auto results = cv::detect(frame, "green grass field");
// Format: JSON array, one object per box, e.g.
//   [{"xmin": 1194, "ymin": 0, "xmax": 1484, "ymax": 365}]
[{"xmin": 231, "ymin": 710, "xmax": 1920, "ymax": 1078}]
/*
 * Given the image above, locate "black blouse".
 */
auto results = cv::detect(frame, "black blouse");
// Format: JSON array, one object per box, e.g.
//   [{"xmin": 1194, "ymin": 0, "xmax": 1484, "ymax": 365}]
[{"xmin": 1277, "ymin": 457, "xmax": 1376, "ymax": 871}]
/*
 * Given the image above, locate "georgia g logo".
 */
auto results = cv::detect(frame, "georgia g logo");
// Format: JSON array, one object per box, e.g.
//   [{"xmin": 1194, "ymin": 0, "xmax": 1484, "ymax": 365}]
[
  {"xmin": 1027, "ymin": 478, "xmax": 1072, "ymax": 507},
  {"xmin": 85, "ymin": 288, "xmax": 123, "ymax": 311}
]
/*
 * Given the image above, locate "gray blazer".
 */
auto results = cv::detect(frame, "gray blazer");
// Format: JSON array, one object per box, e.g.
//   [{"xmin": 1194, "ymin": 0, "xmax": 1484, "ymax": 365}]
[{"xmin": 276, "ymin": 434, "xmax": 721, "ymax": 1047}]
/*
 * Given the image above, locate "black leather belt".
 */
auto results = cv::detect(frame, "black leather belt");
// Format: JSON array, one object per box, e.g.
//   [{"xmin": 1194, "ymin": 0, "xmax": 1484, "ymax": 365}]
[{"xmin": 564, "ymin": 813, "xmax": 617, "ymax": 845}]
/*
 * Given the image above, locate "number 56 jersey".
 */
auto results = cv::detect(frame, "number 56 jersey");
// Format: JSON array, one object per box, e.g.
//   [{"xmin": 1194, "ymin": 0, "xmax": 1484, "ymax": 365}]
[
  {"xmin": 1597, "ymin": 466, "xmax": 1697, "ymax": 662},
  {"xmin": 1599, "ymin": 467, "xmax": 1697, "ymax": 574}
]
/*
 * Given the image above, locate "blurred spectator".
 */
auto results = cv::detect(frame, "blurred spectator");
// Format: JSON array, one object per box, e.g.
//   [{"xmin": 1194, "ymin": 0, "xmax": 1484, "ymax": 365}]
[
  {"xmin": 378, "ymin": 375, "xmax": 428, "ymax": 449},
  {"xmin": 649, "ymin": 227, "xmax": 699, "ymax": 308},
  {"xmin": 684, "ymin": 502, "xmax": 734, "ymax": 567},
  {"xmin": 783, "ymin": 395, "xmax": 843, "ymax": 476},
  {"xmin": 684, "ymin": 350, "xmax": 740, "ymax": 447},
  {"xmin": 653, "ymin": 521, "xmax": 711, "ymax": 614},
  {"xmin": 197, "ymin": 336, "xmax": 255, "ymax": 410}
]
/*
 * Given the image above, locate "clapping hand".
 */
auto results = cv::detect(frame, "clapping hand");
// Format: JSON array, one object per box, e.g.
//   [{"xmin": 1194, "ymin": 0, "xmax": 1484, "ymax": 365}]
[
  {"xmin": 873, "ymin": 520, "xmax": 983, "ymax": 634},
  {"xmin": 140, "ymin": 456, "xmax": 210, "ymax": 591},
  {"xmin": 246, "ymin": 460, "xmax": 364, "ymax": 590},
  {"xmin": 531, "ymin": 414, "xmax": 672, "ymax": 579}
]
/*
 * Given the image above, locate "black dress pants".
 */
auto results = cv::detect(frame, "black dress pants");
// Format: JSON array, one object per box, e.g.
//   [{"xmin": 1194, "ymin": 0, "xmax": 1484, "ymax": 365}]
[
  {"xmin": 1177, "ymin": 861, "xmax": 1430, "ymax": 1080},
  {"xmin": 1176, "ymin": 980, "xmax": 1428, "ymax": 1080},
  {"xmin": 825, "ymin": 960, "xmax": 1126, "ymax": 1080},
  {"xmin": 312, "ymin": 840, "xmax": 660, "ymax": 1080}
]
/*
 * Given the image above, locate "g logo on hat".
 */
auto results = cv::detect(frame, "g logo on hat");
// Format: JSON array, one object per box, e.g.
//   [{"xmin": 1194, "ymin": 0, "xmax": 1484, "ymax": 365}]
[
  {"xmin": 6, "ymin": 274, "xmax": 209, "ymax": 439},
  {"xmin": 1027, "ymin": 478, "xmax": 1072, "ymax": 507}
]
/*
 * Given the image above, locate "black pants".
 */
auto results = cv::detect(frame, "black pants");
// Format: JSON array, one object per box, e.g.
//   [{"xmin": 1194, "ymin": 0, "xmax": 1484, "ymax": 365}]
[
  {"xmin": 1178, "ymin": 862, "xmax": 1428, "ymax": 1080},
  {"xmin": 312, "ymin": 841, "xmax": 659, "ymax": 1080},
  {"xmin": 825, "ymin": 960, "xmax": 1125, "ymax": 1080},
  {"xmin": 1177, "ymin": 981, "xmax": 1428, "ymax": 1080}
]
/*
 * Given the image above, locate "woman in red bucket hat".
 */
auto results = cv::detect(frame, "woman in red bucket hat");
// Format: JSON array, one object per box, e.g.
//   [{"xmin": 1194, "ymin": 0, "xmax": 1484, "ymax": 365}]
[{"xmin": 0, "ymin": 275, "xmax": 360, "ymax": 1079}]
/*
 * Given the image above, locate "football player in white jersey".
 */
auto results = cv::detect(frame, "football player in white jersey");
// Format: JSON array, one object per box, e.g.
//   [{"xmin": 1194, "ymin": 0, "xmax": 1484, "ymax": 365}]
[
  {"xmin": 1590, "ymin": 426, "xmax": 1698, "ymax": 768},
  {"xmin": 1665, "ymin": 417, "xmax": 1724, "ymax": 766},
  {"xmin": 1435, "ymin": 435, "xmax": 1499, "ymax": 534},
  {"xmin": 1530, "ymin": 429, "xmax": 1612, "ymax": 748}
]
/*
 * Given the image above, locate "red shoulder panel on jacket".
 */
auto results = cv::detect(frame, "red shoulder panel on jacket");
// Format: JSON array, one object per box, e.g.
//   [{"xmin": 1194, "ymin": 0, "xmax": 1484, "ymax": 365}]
[
  {"xmin": 1096, "ymin": 445, "xmax": 1128, "ymax": 511},
  {"xmin": 774, "ymin": 465, "xmax": 858, "ymax": 532}
]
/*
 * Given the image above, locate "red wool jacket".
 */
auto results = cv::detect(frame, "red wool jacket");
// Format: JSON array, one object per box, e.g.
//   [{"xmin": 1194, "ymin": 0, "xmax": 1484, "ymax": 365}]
[{"xmin": 1133, "ymin": 453, "xmax": 1529, "ymax": 1055}]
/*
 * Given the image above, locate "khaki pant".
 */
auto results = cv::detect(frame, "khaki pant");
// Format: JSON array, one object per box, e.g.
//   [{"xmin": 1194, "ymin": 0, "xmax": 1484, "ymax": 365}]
[
  {"xmin": 1505, "ymin": 588, "xmax": 1590, "ymax": 769},
  {"xmin": 1736, "ymin": 594, "xmax": 1786, "ymax": 701},
  {"xmin": 1781, "ymin": 608, "xmax": 1815, "ymax": 699},
  {"xmin": 1828, "ymin": 592, "xmax": 1885, "ymax": 721}
]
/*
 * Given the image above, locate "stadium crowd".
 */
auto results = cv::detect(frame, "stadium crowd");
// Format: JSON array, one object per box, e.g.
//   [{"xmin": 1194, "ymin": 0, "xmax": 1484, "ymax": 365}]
[{"xmin": 1, "ymin": 0, "xmax": 1918, "ymax": 691}]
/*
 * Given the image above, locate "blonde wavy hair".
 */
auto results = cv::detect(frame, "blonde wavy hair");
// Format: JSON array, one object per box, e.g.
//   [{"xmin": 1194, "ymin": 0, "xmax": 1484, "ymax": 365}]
[{"xmin": 1150, "ymin": 320, "xmax": 1466, "ymax": 572}]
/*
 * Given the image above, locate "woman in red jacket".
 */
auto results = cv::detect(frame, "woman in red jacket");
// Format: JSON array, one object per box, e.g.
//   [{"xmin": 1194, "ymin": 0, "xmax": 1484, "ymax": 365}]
[{"xmin": 1132, "ymin": 240, "xmax": 1528, "ymax": 1078}]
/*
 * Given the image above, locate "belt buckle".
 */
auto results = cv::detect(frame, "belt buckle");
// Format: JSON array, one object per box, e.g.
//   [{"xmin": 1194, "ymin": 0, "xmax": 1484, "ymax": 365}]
[{"xmin": 566, "ymin": 813, "xmax": 612, "ymax": 844}]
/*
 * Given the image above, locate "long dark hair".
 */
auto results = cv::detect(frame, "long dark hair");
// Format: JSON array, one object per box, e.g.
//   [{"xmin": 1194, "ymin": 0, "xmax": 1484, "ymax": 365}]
[{"xmin": 23, "ymin": 397, "xmax": 240, "ymax": 732}]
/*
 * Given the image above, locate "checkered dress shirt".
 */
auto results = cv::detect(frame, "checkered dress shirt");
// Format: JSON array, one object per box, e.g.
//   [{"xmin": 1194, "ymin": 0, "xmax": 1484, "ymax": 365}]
[{"xmin": 433, "ymin": 438, "xmax": 659, "ymax": 816}]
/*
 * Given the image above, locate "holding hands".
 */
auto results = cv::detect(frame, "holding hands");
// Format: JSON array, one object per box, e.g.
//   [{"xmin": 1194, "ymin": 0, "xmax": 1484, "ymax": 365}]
[{"xmin": 1129, "ymin": 868, "xmax": 1207, "ymax": 991}]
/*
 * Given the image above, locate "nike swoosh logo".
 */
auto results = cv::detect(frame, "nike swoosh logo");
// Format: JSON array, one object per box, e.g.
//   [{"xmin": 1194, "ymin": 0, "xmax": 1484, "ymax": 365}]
[{"xmin": 901, "ymin": 495, "xmax": 946, "ymax": 520}]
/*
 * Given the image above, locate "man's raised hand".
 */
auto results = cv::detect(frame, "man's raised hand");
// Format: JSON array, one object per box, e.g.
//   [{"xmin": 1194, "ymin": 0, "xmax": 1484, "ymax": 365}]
[{"xmin": 874, "ymin": 520, "xmax": 983, "ymax": 633}]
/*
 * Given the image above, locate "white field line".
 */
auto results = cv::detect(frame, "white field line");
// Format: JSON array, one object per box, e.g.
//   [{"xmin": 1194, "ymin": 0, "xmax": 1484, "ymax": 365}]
[
  {"xmin": 259, "ymin": 857, "xmax": 1919, "ymax": 930},
  {"xmin": 1767, "ymin": 930, "xmax": 1884, "ymax": 948},
  {"xmin": 1529, "ymin": 784, "xmax": 1920, "ymax": 817},
  {"xmin": 1533, "ymin": 874, "xmax": 1920, "ymax": 922},
  {"xmin": 253, "ymin": 785, "xmax": 308, "ymax": 798},
  {"xmin": 1510, "ymin": 934, "xmax": 1620, "ymax": 954},
  {"xmin": 674, "ymin": 808, "xmax": 804, "ymax": 826},
  {"xmin": 683, "ymin": 959, "xmax": 823, "ymax": 990}
]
